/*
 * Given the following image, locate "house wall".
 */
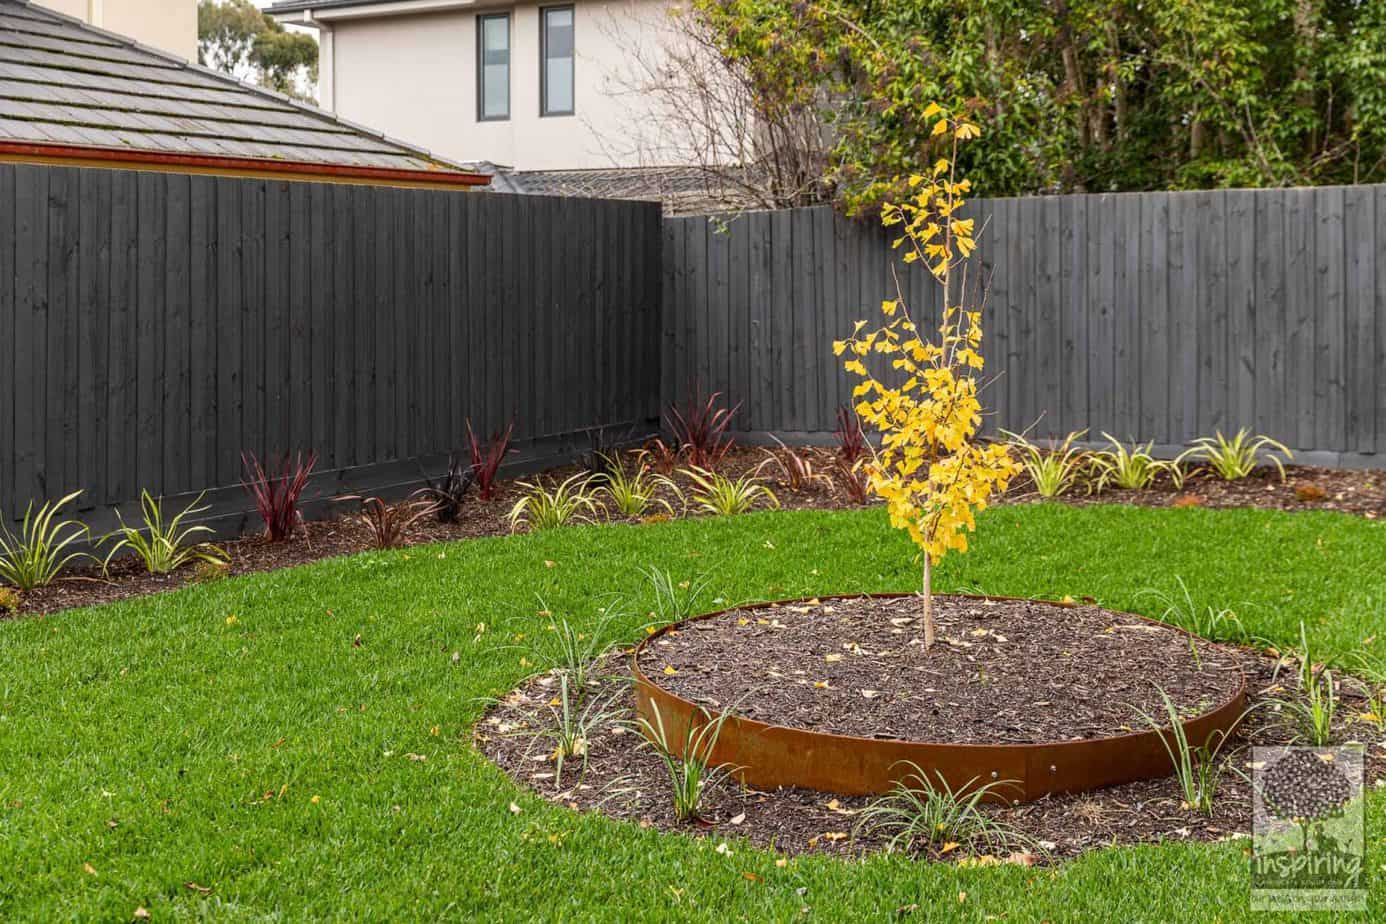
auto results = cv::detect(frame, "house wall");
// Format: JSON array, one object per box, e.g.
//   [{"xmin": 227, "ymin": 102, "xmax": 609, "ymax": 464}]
[
  {"xmin": 317, "ymin": 0, "xmax": 680, "ymax": 170},
  {"xmin": 37, "ymin": 0, "xmax": 197, "ymax": 60}
]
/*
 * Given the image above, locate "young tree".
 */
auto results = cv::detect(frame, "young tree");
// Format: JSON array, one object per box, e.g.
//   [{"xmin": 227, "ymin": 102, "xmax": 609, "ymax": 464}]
[{"xmin": 833, "ymin": 107, "xmax": 1019, "ymax": 650}]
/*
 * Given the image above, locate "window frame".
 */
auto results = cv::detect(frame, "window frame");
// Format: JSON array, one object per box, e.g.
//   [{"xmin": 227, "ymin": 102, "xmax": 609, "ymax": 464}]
[
  {"xmin": 539, "ymin": 4, "xmax": 575, "ymax": 118},
  {"xmin": 476, "ymin": 11, "xmax": 511, "ymax": 122}
]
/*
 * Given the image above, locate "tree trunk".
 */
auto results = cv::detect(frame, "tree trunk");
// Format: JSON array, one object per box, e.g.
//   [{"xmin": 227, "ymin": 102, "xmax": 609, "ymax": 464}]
[
  {"xmin": 985, "ymin": 22, "xmax": 1005, "ymax": 120},
  {"xmin": 1293, "ymin": 0, "xmax": 1318, "ymax": 155},
  {"xmin": 1190, "ymin": 120, "xmax": 1206, "ymax": 160},
  {"xmin": 1053, "ymin": 1, "xmax": 1089, "ymax": 191},
  {"xmin": 1104, "ymin": 20, "xmax": 1126, "ymax": 145},
  {"xmin": 921, "ymin": 553, "xmax": 935, "ymax": 649}
]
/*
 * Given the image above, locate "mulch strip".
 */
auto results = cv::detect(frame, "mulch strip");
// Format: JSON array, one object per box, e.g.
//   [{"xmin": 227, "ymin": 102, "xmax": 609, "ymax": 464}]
[
  {"xmin": 5, "ymin": 444, "xmax": 1383, "ymax": 619},
  {"xmin": 478, "ymin": 622, "xmax": 1386, "ymax": 863},
  {"xmin": 10, "ymin": 489, "xmax": 524, "ymax": 617},
  {"xmin": 1031, "ymin": 463, "xmax": 1386, "ymax": 518},
  {"xmin": 636, "ymin": 595, "xmax": 1244, "ymax": 744}
]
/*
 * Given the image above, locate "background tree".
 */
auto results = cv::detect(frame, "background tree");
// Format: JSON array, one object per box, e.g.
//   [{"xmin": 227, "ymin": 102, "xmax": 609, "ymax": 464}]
[
  {"xmin": 697, "ymin": 0, "xmax": 1386, "ymax": 214},
  {"xmin": 198, "ymin": 0, "xmax": 318, "ymax": 103},
  {"xmin": 835, "ymin": 108, "xmax": 1019, "ymax": 649},
  {"xmin": 598, "ymin": 3, "xmax": 831, "ymax": 211}
]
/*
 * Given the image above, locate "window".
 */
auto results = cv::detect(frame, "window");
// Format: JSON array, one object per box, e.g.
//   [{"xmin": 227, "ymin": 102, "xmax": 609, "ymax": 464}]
[
  {"xmin": 477, "ymin": 13, "xmax": 510, "ymax": 121},
  {"xmin": 540, "ymin": 5, "xmax": 574, "ymax": 116}
]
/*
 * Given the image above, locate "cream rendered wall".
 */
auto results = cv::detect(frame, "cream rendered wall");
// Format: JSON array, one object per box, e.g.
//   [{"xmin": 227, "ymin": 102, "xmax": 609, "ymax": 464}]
[
  {"xmin": 103, "ymin": 0, "xmax": 197, "ymax": 60},
  {"xmin": 36, "ymin": 0, "xmax": 197, "ymax": 60},
  {"xmin": 33, "ymin": 0, "xmax": 89, "ymax": 20},
  {"xmin": 326, "ymin": 0, "xmax": 676, "ymax": 170}
]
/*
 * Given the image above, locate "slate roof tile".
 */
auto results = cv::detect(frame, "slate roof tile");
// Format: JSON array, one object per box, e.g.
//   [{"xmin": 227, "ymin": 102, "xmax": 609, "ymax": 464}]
[{"xmin": 0, "ymin": 0, "xmax": 481, "ymax": 177}]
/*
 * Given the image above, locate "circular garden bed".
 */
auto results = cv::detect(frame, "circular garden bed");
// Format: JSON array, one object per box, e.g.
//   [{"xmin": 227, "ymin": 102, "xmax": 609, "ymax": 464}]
[
  {"xmin": 478, "ymin": 595, "xmax": 1382, "ymax": 861},
  {"xmin": 632, "ymin": 594, "xmax": 1246, "ymax": 801}
]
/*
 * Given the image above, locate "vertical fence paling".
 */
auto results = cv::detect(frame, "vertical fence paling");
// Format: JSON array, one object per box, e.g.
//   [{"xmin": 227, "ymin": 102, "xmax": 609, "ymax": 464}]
[
  {"xmin": 0, "ymin": 164, "xmax": 663, "ymax": 524},
  {"xmin": 661, "ymin": 191, "xmax": 1385, "ymax": 463},
  {"xmin": 5, "ymin": 169, "xmax": 1386, "ymax": 530}
]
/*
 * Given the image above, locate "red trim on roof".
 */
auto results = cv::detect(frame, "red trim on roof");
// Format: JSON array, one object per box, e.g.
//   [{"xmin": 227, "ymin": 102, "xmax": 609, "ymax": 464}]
[{"xmin": 0, "ymin": 140, "xmax": 492, "ymax": 187}]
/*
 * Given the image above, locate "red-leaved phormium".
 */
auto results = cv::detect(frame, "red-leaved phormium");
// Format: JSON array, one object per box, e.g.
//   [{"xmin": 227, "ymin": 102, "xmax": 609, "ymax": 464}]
[
  {"xmin": 834, "ymin": 404, "xmax": 868, "ymax": 464},
  {"xmin": 241, "ymin": 450, "xmax": 317, "ymax": 541},
  {"xmin": 835, "ymin": 457, "xmax": 871, "ymax": 506},
  {"xmin": 337, "ymin": 493, "xmax": 438, "ymax": 549},
  {"xmin": 665, "ymin": 387, "xmax": 739, "ymax": 470},
  {"xmin": 640, "ymin": 437, "xmax": 680, "ymax": 475},
  {"xmin": 467, "ymin": 419, "xmax": 515, "ymax": 501}
]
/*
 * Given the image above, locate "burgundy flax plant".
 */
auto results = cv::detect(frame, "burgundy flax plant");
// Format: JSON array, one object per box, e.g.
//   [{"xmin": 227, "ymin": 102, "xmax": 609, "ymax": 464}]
[
  {"xmin": 467, "ymin": 419, "xmax": 515, "ymax": 501},
  {"xmin": 835, "ymin": 457, "xmax": 871, "ymax": 506},
  {"xmin": 241, "ymin": 450, "xmax": 317, "ymax": 541},
  {"xmin": 665, "ymin": 388, "xmax": 740, "ymax": 470},
  {"xmin": 419, "ymin": 454, "xmax": 475, "ymax": 523},
  {"xmin": 641, "ymin": 437, "xmax": 680, "ymax": 476},
  {"xmin": 337, "ymin": 494, "xmax": 438, "ymax": 549},
  {"xmin": 762, "ymin": 436, "xmax": 830, "ymax": 492},
  {"xmin": 834, "ymin": 405, "xmax": 869, "ymax": 464}
]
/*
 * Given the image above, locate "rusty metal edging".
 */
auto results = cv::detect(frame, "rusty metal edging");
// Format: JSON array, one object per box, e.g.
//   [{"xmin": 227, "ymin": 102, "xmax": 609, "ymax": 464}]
[{"xmin": 631, "ymin": 593, "xmax": 1248, "ymax": 802}]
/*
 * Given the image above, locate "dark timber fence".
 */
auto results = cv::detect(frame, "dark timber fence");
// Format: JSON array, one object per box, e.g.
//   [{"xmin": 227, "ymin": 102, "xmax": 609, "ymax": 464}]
[
  {"xmin": 662, "ymin": 190, "xmax": 1386, "ymax": 468},
  {"xmin": 0, "ymin": 163, "xmax": 663, "ymax": 533},
  {"xmin": 5, "ymin": 168, "xmax": 1386, "ymax": 539}
]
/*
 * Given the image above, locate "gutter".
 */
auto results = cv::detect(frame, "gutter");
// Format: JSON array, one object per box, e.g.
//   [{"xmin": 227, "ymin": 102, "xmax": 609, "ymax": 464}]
[
  {"xmin": 0, "ymin": 140, "xmax": 492, "ymax": 190},
  {"xmin": 272, "ymin": 0, "xmax": 478, "ymax": 26}
]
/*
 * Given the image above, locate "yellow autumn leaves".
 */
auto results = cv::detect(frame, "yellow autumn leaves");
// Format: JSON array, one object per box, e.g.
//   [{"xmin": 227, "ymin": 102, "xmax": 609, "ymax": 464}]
[
  {"xmin": 832, "ymin": 108, "xmax": 1018, "ymax": 571},
  {"xmin": 884, "ymin": 141, "xmax": 980, "ymax": 277}
]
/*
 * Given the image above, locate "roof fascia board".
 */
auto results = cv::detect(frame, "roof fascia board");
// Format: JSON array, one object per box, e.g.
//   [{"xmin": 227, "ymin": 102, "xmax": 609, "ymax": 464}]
[
  {"xmin": 0, "ymin": 139, "xmax": 492, "ymax": 188},
  {"xmin": 276, "ymin": 0, "xmax": 477, "ymax": 27}
]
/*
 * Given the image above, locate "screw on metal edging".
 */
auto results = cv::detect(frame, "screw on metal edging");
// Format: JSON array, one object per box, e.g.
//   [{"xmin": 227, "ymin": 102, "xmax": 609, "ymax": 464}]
[
  {"xmin": 1049, "ymin": 765, "xmax": 1057, "ymax": 774},
  {"xmin": 990, "ymin": 770, "xmax": 999, "ymax": 780}
]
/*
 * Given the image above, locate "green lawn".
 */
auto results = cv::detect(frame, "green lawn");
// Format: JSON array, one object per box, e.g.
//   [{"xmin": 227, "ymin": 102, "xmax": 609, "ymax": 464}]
[{"xmin": 1, "ymin": 503, "xmax": 1384, "ymax": 921}]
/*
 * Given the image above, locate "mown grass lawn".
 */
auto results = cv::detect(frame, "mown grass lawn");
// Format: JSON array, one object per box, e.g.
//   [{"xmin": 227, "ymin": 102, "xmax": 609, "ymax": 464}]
[{"xmin": 1, "ymin": 503, "xmax": 1384, "ymax": 921}]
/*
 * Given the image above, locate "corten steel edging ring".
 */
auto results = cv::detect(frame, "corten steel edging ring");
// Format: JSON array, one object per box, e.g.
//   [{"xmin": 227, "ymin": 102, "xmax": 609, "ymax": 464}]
[{"xmin": 631, "ymin": 593, "xmax": 1248, "ymax": 803}]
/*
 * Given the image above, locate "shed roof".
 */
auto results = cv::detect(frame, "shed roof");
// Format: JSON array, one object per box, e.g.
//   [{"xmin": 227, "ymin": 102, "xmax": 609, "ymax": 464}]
[
  {"xmin": 500, "ymin": 165, "xmax": 763, "ymax": 215},
  {"xmin": 0, "ymin": 0, "xmax": 489, "ymax": 187}
]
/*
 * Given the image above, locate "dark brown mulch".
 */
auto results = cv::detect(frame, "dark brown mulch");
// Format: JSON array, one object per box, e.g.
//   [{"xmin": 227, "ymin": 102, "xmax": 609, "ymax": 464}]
[
  {"xmin": 1016, "ymin": 463, "xmax": 1386, "ymax": 519},
  {"xmin": 637, "ymin": 595, "xmax": 1244, "ymax": 744},
  {"xmin": 8, "ymin": 487, "xmax": 525, "ymax": 617},
  {"xmin": 3, "ymin": 448, "xmax": 850, "ymax": 618},
  {"xmin": 5, "ymin": 443, "xmax": 1381, "ymax": 619},
  {"xmin": 477, "ymin": 639, "xmax": 1386, "ymax": 863}
]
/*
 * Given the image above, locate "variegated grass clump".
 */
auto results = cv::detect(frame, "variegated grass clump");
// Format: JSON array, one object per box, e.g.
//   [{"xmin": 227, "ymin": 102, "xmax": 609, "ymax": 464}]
[
  {"xmin": 1088, "ymin": 434, "xmax": 1170, "ymax": 491},
  {"xmin": 636, "ymin": 700, "xmax": 739, "ymax": 824},
  {"xmin": 640, "ymin": 565, "xmax": 712, "ymax": 624},
  {"xmin": 1131, "ymin": 690, "xmax": 1241, "ymax": 815},
  {"xmin": 1182, "ymin": 429, "xmax": 1292, "ymax": 482},
  {"xmin": 1265, "ymin": 623, "xmax": 1338, "ymax": 746},
  {"xmin": 1001, "ymin": 429, "xmax": 1089, "ymax": 498},
  {"xmin": 596, "ymin": 454, "xmax": 679, "ymax": 518},
  {"xmin": 0, "ymin": 491, "xmax": 93, "ymax": 590},
  {"xmin": 529, "ymin": 602, "xmax": 630, "ymax": 694},
  {"xmin": 101, "ymin": 491, "xmax": 227, "ymax": 575},
  {"xmin": 508, "ymin": 473, "xmax": 604, "ymax": 531},
  {"xmin": 682, "ymin": 466, "xmax": 778, "ymax": 516},
  {"xmin": 531, "ymin": 673, "xmax": 627, "ymax": 788},
  {"xmin": 854, "ymin": 764, "xmax": 1030, "ymax": 855}
]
